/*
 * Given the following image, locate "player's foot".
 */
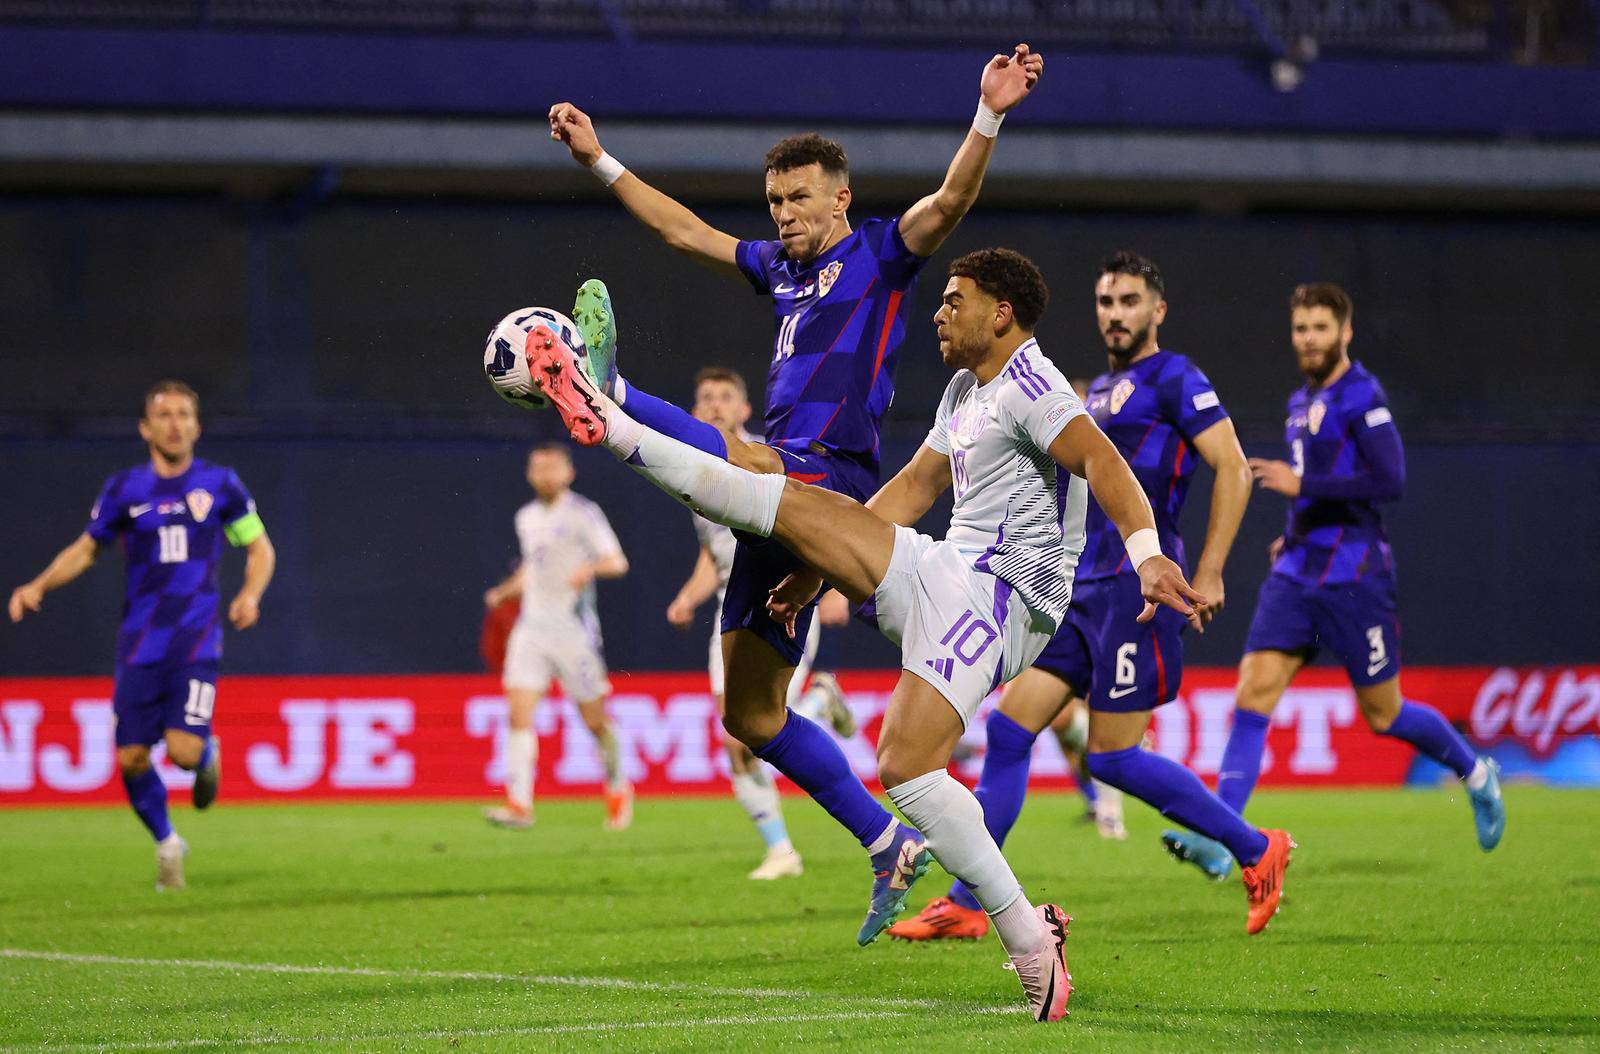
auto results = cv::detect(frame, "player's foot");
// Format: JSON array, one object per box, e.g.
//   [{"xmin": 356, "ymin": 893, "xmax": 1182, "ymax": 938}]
[
  {"xmin": 155, "ymin": 834, "xmax": 188, "ymax": 892},
  {"xmin": 603, "ymin": 781, "xmax": 634, "ymax": 831},
  {"xmin": 192, "ymin": 736, "xmax": 221, "ymax": 811},
  {"xmin": 525, "ymin": 323, "xmax": 609, "ymax": 446},
  {"xmin": 1094, "ymin": 785, "xmax": 1127, "ymax": 840},
  {"xmin": 571, "ymin": 278, "xmax": 619, "ymax": 399},
  {"xmin": 1241, "ymin": 828, "xmax": 1295, "ymax": 935},
  {"xmin": 1005, "ymin": 904, "xmax": 1072, "ymax": 1022},
  {"xmin": 1467, "ymin": 757, "xmax": 1506, "ymax": 851},
  {"xmin": 1161, "ymin": 829, "xmax": 1234, "ymax": 880},
  {"xmin": 748, "ymin": 845, "xmax": 804, "ymax": 880},
  {"xmin": 808, "ymin": 672, "xmax": 856, "ymax": 737},
  {"xmin": 858, "ymin": 822, "xmax": 932, "ymax": 946},
  {"xmin": 484, "ymin": 802, "xmax": 534, "ymax": 830},
  {"xmin": 887, "ymin": 897, "xmax": 990, "ymax": 941}
]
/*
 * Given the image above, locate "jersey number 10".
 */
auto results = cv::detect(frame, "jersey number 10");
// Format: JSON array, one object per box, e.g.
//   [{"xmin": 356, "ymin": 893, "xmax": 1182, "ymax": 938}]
[{"xmin": 157, "ymin": 524, "xmax": 189, "ymax": 564}]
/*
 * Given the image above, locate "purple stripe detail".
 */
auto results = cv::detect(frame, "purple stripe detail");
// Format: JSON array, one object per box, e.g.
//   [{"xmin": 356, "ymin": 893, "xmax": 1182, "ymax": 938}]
[
  {"xmin": 987, "ymin": 578, "xmax": 1014, "ymax": 694},
  {"xmin": 976, "ymin": 519, "xmax": 1006, "ymax": 574},
  {"xmin": 624, "ymin": 450, "xmax": 645, "ymax": 467},
  {"xmin": 1006, "ymin": 362, "xmax": 1045, "ymax": 401}
]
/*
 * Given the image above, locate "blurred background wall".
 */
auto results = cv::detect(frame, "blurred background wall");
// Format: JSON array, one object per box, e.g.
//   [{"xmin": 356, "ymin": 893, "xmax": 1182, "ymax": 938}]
[{"xmin": 1, "ymin": 1, "xmax": 1596, "ymax": 676}]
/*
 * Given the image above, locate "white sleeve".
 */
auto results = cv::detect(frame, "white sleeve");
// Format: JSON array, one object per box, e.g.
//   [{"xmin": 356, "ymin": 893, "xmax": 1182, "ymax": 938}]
[
  {"xmin": 582, "ymin": 504, "xmax": 625, "ymax": 561},
  {"xmin": 1005, "ymin": 382, "xmax": 1087, "ymax": 454}
]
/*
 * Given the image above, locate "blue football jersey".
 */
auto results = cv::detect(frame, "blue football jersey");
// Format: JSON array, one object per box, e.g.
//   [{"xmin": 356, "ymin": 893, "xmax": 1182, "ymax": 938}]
[
  {"xmin": 1272, "ymin": 361, "xmax": 1400, "ymax": 586},
  {"xmin": 1076, "ymin": 349, "xmax": 1229, "ymax": 582},
  {"xmin": 85, "ymin": 458, "xmax": 263, "ymax": 667},
  {"xmin": 736, "ymin": 216, "xmax": 926, "ymax": 473}
]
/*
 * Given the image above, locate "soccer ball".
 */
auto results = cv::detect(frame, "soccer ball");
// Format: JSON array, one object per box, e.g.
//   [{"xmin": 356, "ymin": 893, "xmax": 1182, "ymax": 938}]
[{"xmin": 483, "ymin": 306, "xmax": 588, "ymax": 410}]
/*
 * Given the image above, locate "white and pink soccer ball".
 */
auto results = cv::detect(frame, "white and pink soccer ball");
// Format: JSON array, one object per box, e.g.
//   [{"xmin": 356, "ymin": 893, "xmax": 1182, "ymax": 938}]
[{"xmin": 482, "ymin": 306, "xmax": 587, "ymax": 410}]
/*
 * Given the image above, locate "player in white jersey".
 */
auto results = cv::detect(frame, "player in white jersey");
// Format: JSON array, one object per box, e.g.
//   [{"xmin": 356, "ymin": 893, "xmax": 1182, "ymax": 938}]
[
  {"xmin": 483, "ymin": 443, "xmax": 632, "ymax": 830},
  {"xmin": 527, "ymin": 248, "xmax": 1220, "ymax": 1021},
  {"xmin": 665, "ymin": 368, "xmax": 856, "ymax": 878}
]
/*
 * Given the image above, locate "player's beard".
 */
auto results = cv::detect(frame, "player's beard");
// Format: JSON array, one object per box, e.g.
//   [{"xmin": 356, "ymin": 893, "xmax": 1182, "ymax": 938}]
[
  {"xmin": 1300, "ymin": 342, "xmax": 1345, "ymax": 385},
  {"xmin": 1103, "ymin": 322, "xmax": 1151, "ymax": 364}
]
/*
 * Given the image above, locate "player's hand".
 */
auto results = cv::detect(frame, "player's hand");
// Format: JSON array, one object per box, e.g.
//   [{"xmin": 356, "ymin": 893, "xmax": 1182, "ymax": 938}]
[
  {"xmin": 1134, "ymin": 555, "xmax": 1207, "ymax": 633},
  {"xmin": 666, "ymin": 596, "xmax": 695, "ymax": 629},
  {"xmin": 8, "ymin": 583, "xmax": 43, "ymax": 623},
  {"xmin": 1190, "ymin": 566, "xmax": 1225, "ymax": 625},
  {"xmin": 979, "ymin": 43, "xmax": 1044, "ymax": 115},
  {"xmin": 1249, "ymin": 458, "xmax": 1301, "ymax": 497},
  {"xmin": 483, "ymin": 586, "xmax": 502, "ymax": 608},
  {"xmin": 228, "ymin": 593, "xmax": 260, "ymax": 630},
  {"xmin": 816, "ymin": 589, "xmax": 851, "ymax": 628},
  {"xmin": 1267, "ymin": 535, "xmax": 1285, "ymax": 564},
  {"xmin": 766, "ymin": 572, "xmax": 824, "ymax": 639},
  {"xmin": 548, "ymin": 102, "xmax": 603, "ymax": 166}
]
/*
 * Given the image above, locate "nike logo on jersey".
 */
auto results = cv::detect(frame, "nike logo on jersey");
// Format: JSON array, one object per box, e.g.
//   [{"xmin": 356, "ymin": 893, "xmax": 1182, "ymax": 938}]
[
  {"xmin": 1367, "ymin": 659, "xmax": 1390, "ymax": 677},
  {"xmin": 773, "ymin": 283, "xmax": 795, "ymax": 294},
  {"xmin": 1107, "ymin": 685, "xmax": 1139, "ymax": 699},
  {"xmin": 129, "ymin": 503, "xmax": 154, "ymax": 517}
]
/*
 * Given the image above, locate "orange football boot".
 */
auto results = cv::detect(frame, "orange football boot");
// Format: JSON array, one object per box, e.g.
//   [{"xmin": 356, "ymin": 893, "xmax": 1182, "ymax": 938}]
[
  {"xmin": 1241, "ymin": 828, "xmax": 1296, "ymax": 935},
  {"xmin": 887, "ymin": 897, "xmax": 991, "ymax": 941},
  {"xmin": 604, "ymin": 781, "xmax": 634, "ymax": 830}
]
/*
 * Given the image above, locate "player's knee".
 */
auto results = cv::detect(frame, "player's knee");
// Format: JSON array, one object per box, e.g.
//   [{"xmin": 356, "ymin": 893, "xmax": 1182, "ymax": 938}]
[
  {"xmin": 1359, "ymin": 695, "xmax": 1400, "ymax": 733},
  {"xmin": 721, "ymin": 707, "xmax": 783, "ymax": 750},
  {"xmin": 116, "ymin": 746, "xmax": 152, "ymax": 778}
]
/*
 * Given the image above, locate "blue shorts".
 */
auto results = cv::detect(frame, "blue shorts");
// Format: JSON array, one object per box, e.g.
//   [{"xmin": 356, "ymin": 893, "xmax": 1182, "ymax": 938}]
[
  {"xmin": 113, "ymin": 662, "xmax": 219, "ymax": 748},
  {"xmin": 1038, "ymin": 574, "xmax": 1187, "ymax": 714},
  {"xmin": 720, "ymin": 443, "xmax": 876, "ymax": 666},
  {"xmin": 1244, "ymin": 572, "xmax": 1401, "ymax": 687}
]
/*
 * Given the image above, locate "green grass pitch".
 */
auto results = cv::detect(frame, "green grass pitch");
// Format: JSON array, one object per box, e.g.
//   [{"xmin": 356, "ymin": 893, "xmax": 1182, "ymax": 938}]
[{"xmin": 2, "ymin": 786, "xmax": 1597, "ymax": 1051}]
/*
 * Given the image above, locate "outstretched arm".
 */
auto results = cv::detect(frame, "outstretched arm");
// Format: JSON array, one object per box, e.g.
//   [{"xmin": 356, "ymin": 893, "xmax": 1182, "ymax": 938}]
[
  {"xmin": 1049, "ymin": 416, "xmax": 1206, "ymax": 629},
  {"xmin": 549, "ymin": 103, "xmax": 742, "ymax": 279},
  {"xmin": 667, "ymin": 546, "xmax": 722, "ymax": 628},
  {"xmin": 897, "ymin": 44, "xmax": 1044, "ymax": 257},
  {"xmin": 8, "ymin": 533, "xmax": 100, "ymax": 623}
]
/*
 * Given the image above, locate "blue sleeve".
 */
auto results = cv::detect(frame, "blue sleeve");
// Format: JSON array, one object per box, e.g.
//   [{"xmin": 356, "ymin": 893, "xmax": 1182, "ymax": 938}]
[
  {"xmin": 869, "ymin": 217, "xmax": 928, "ymax": 292},
  {"xmin": 735, "ymin": 239, "xmax": 778, "ymax": 295},
  {"xmin": 1300, "ymin": 397, "xmax": 1406, "ymax": 502},
  {"xmin": 1161, "ymin": 359, "xmax": 1229, "ymax": 442},
  {"xmin": 85, "ymin": 474, "xmax": 125, "ymax": 543},
  {"xmin": 218, "ymin": 469, "xmax": 256, "ymax": 525}
]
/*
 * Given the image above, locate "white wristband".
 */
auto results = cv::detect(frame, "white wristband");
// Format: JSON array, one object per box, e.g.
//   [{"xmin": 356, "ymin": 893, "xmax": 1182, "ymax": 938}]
[
  {"xmin": 972, "ymin": 101, "xmax": 1004, "ymax": 138},
  {"xmin": 1125, "ymin": 528, "xmax": 1162, "ymax": 570},
  {"xmin": 590, "ymin": 151, "xmax": 626, "ymax": 187}
]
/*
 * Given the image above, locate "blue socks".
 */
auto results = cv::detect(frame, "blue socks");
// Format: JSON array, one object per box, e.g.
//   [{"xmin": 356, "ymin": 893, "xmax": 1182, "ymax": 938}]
[
  {"xmin": 620, "ymin": 382, "xmax": 728, "ymax": 459},
  {"xmin": 122, "ymin": 767, "xmax": 172, "ymax": 842},
  {"xmin": 1216, "ymin": 709, "xmax": 1271, "ymax": 814},
  {"xmin": 1384, "ymin": 700, "xmax": 1476, "ymax": 779},
  {"xmin": 1089, "ymin": 745, "xmax": 1269, "ymax": 866},
  {"xmin": 754, "ymin": 709, "xmax": 894, "ymax": 848},
  {"xmin": 1071, "ymin": 759, "xmax": 1099, "ymax": 806},
  {"xmin": 197, "ymin": 737, "xmax": 216, "ymax": 772},
  {"xmin": 949, "ymin": 710, "xmax": 1037, "ymax": 911}
]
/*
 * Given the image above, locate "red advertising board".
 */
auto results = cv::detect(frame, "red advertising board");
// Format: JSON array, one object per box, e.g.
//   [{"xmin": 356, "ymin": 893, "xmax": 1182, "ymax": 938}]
[{"xmin": 2, "ymin": 666, "xmax": 1597, "ymax": 804}]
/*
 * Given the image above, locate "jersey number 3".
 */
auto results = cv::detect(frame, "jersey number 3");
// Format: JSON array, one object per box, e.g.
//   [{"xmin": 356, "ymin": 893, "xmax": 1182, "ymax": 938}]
[{"xmin": 157, "ymin": 524, "xmax": 189, "ymax": 564}]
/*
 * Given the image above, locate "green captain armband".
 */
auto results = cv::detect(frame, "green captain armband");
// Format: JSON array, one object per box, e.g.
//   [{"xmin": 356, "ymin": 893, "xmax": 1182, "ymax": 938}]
[{"xmin": 224, "ymin": 512, "xmax": 266, "ymax": 547}]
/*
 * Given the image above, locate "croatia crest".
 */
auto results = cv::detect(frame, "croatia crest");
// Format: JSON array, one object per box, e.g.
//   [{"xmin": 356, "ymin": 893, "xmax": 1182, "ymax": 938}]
[
  {"xmin": 1109, "ymin": 379, "xmax": 1136, "ymax": 415},
  {"xmin": 817, "ymin": 260, "xmax": 843, "ymax": 298},
  {"xmin": 1308, "ymin": 400, "xmax": 1326, "ymax": 436},
  {"xmin": 186, "ymin": 489, "xmax": 214, "ymax": 523}
]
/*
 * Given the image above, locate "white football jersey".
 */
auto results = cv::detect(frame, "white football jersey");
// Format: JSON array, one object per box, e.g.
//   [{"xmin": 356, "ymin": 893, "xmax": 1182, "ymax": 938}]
[
  {"xmin": 513, "ymin": 491, "xmax": 623, "ymax": 629},
  {"xmin": 924, "ymin": 339, "xmax": 1089, "ymax": 624}
]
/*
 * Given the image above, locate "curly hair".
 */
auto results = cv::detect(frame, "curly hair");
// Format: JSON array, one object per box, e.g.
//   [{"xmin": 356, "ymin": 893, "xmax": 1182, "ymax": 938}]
[
  {"xmin": 1290, "ymin": 282, "xmax": 1353, "ymax": 325},
  {"xmin": 764, "ymin": 133, "xmax": 849, "ymax": 181},
  {"xmin": 948, "ymin": 248, "xmax": 1050, "ymax": 330},
  {"xmin": 1100, "ymin": 250, "xmax": 1165, "ymax": 299}
]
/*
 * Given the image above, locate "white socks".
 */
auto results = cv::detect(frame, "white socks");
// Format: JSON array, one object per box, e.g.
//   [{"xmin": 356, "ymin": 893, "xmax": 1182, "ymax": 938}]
[
  {"xmin": 1466, "ymin": 757, "xmax": 1489, "ymax": 791},
  {"xmin": 600, "ymin": 401, "xmax": 784, "ymax": 537},
  {"xmin": 885, "ymin": 770, "xmax": 1046, "ymax": 957},
  {"xmin": 506, "ymin": 728, "xmax": 535, "ymax": 808},
  {"xmin": 597, "ymin": 724, "xmax": 624, "ymax": 790},
  {"xmin": 731, "ymin": 770, "xmax": 781, "ymax": 826}
]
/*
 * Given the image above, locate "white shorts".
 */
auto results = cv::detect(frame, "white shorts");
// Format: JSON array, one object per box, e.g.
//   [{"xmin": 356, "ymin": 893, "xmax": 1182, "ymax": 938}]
[
  {"xmin": 870, "ymin": 525, "xmax": 1057, "ymax": 728},
  {"xmin": 503, "ymin": 618, "xmax": 611, "ymax": 701}
]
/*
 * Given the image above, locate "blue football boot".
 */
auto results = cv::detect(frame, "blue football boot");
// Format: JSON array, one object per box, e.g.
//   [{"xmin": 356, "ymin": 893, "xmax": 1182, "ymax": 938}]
[
  {"xmin": 1468, "ymin": 757, "xmax": 1506, "ymax": 851},
  {"xmin": 1161, "ymin": 829, "xmax": 1234, "ymax": 881},
  {"xmin": 858, "ymin": 822, "xmax": 932, "ymax": 946}
]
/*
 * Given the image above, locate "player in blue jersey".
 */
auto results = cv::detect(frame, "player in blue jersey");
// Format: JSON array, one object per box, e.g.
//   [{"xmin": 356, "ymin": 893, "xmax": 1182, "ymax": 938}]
[
  {"xmin": 547, "ymin": 45, "xmax": 1045, "ymax": 942},
  {"xmin": 1164, "ymin": 283, "xmax": 1506, "ymax": 880},
  {"xmin": 893, "ymin": 250, "xmax": 1294, "ymax": 939},
  {"xmin": 8, "ymin": 381, "xmax": 276, "ymax": 891}
]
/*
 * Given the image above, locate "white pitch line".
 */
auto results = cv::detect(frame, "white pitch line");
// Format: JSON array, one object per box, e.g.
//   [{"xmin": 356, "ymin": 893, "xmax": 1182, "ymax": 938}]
[
  {"xmin": 0, "ymin": 1010, "xmax": 918, "ymax": 1053},
  {"xmin": 0, "ymin": 947, "xmax": 943, "ymax": 1010}
]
